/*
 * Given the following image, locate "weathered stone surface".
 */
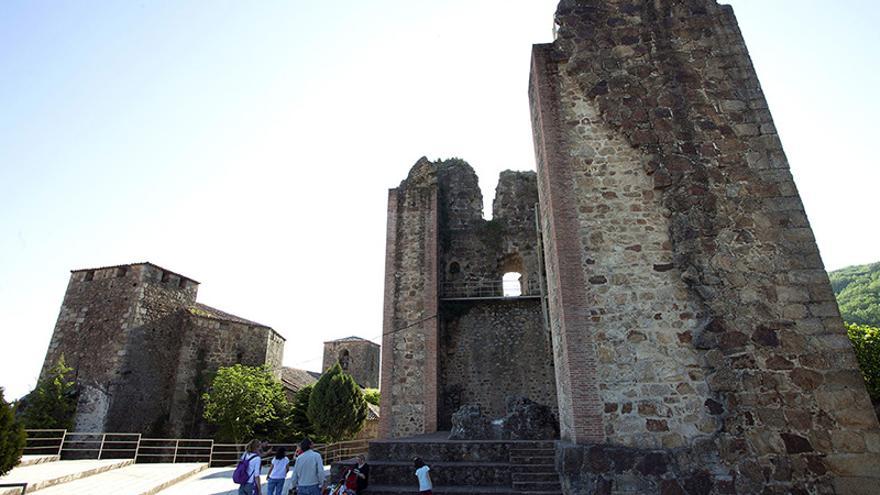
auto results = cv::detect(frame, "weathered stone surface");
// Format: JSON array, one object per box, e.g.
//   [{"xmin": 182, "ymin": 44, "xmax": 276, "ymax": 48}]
[
  {"xmin": 528, "ymin": 0, "xmax": 880, "ymax": 492},
  {"xmin": 499, "ymin": 396, "xmax": 559, "ymax": 440},
  {"xmin": 40, "ymin": 262, "xmax": 284, "ymax": 437},
  {"xmin": 322, "ymin": 336, "xmax": 379, "ymax": 389},
  {"xmin": 449, "ymin": 404, "xmax": 496, "ymax": 440}
]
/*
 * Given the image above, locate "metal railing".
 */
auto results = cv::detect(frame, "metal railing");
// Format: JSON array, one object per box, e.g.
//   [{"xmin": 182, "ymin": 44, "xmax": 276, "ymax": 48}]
[
  {"xmin": 441, "ymin": 278, "xmax": 542, "ymax": 299},
  {"xmin": 0, "ymin": 483, "xmax": 27, "ymax": 495},
  {"xmin": 24, "ymin": 430, "xmax": 369, "ymax": 468}
]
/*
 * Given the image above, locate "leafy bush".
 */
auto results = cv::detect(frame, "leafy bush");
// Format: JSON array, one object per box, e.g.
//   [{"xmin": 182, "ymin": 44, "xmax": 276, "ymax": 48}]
[
  {"xmin": 202, "ymin": 364, "xmax": 286, "ymax": 443},
  {"xmin": 830, "ymin": 262, "xmax": 880, "ymax": 327},
  {"xmin": 847, "ymin": 322, "xmax": 880, "ymax": 400},
  {"xmin": 307, "ymin": 363, "xmax": 368, "ymax": 442},
  {"xmin": 0, "ymin": 388, "xmax": 26, "ymax": 476},
  {"xmin": 363, "ymin": 388, "xmax": 380, "ymax": 406},
  {"xmin": 18, "ymin": 355, "xmax": 78, "ymax": 430}
]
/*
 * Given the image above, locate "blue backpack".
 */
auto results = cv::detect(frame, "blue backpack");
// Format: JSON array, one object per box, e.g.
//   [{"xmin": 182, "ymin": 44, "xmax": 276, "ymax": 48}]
[{"xmin": 233, "ymin": 454, "xmax": 259, "ymax": 484}]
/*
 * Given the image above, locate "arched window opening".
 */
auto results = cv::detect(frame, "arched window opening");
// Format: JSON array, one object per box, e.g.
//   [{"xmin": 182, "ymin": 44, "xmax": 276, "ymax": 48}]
[
  {"xmin": 339, "ymin": 349, "xmax": 351, "ymax": 371},
  {"xmin": 503, "ymin": 272, "xmax": 523, "ymax": 297},
  {"xmin": 448, "ymin": 261, "xmax": 461, "ymax": 282}
]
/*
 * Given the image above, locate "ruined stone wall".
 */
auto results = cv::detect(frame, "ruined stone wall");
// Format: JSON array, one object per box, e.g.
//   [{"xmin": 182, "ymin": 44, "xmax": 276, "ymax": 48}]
[
  {"xmin": 379, "ymin": 158, "xmax": 440, "ymax": 438},
  {"xmin": 438, "ymin": 299, "xmax": 557, "ymax": 429},
  {"xmin": 381, "ymin": 158, "xmax": 558, "ymax": 437},
  {"xmin": 322, "ymin": 339, "xmax": 380, "ymax": 389},
  {"xmin": 530, "ymin": 0, "xmax": 880, "ymax": 492}
]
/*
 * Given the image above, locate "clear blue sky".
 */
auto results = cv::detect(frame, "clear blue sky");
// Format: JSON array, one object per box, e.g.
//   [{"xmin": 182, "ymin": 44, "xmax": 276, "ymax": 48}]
[{"xmin": 1, "ymin": 1, "xmax": 878, "ymax": 400}]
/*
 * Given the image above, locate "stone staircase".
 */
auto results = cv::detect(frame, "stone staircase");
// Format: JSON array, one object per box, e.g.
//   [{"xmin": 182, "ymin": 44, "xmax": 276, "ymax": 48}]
[{"xmin": 338, "ymin": 436, "xmax": 562, "ymax": 495}]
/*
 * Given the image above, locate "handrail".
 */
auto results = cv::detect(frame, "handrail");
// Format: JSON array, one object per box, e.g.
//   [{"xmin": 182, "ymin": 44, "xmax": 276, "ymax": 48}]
[
  {"xmin": 0, "ymin": 483, "xmax": 27, "ymax": 495},
  {"xmin": 24, "ymin": 430, "xmax": 369, "ymax": 467}
]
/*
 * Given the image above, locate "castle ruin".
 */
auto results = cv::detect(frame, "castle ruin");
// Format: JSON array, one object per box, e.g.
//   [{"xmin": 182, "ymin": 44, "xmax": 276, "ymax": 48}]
[
  {"xmin": 376, "ymin": 1, "xmax": 880, "ymax": 493},
  {"xmin": 40, "ymin": 262, "xmax": 284, "ymax": 437}
]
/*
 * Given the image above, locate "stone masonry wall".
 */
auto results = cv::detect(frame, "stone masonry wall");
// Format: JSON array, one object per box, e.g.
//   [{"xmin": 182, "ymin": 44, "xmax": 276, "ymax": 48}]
[
  {"xmin": 379, "ymin": 158, "xmax": 440, "ymax": 438},
  {"xmin": 531, "ymin": 0, "xmax": 880, "ymax": 492},
  {"xmin": 439, "ymin": 299, "xmax": 557, "ymax": 429},
  {"xmin": 39, "ymin": 262, "xmax": 283, "ymax": 438},
  {"xmin": 322, "ymin": 339, "xmax": 380, "ymax": 389},
  {"xmin": 40, "ymin": 265, "xmax": 161, "ymax": 431},
  {"xmin": 167, "ymin": 314, "xmax": 285, "ymax": 437},
  {"xmin": 105, "ymin": 268, "xmax": 196, "ymax": 434}
]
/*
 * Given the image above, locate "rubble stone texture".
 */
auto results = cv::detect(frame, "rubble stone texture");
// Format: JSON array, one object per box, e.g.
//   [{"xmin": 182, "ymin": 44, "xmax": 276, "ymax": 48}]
[
  {"xmin": 379, "ymin": 158, "xmax": 558, "ymax": 438},
  {"xmin": 321, "ymin": 336, "xmax": 380, "ymax": 388},
  {"xmin": 528, "ymin": 0, "xmax": 880, "ymax": 492},
  {"xmin": 40, "ymin": 262, "xmax": 284, "ymax": 437}
]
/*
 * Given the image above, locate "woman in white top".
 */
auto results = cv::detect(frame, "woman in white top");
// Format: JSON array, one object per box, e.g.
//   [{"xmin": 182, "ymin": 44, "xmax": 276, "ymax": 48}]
[{"xmin": 267, "ymin": 446, "xmax": 290, "ymax": 495}]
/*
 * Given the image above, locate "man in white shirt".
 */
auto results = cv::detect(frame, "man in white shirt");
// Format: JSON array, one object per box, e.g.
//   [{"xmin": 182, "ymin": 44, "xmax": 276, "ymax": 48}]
[{"xmin": 290, "ymin": 438, "xmax": 324, "ymax": 495}]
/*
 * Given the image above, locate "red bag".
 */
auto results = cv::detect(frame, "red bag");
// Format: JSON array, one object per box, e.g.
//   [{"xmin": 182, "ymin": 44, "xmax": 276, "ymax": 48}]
[{"xmin": 345, "ymin": 469, "xmax": 358, "ymax": 489}]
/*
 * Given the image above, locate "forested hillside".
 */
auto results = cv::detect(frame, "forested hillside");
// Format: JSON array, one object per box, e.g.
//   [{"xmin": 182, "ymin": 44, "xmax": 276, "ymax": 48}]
[{"xmin": 830, "ymin": 262, "xmax": 880, "ymax": 328}]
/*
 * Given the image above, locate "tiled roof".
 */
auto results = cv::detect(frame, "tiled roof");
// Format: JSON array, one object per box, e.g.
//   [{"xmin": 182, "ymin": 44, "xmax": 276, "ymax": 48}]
[
  {"xmin": 71, "ymin": 261, "xmax": 200, "ymax": 284},
  {"xmin": 188, "ymin": 302, "xmax": 271, "ymax": 329},
  {"xmin": 281, "ymin": 367, "xmax": 321, "ymax": 393},
  {"xmin": 367, "ymin": 403, "xmax": 381, "ymax": 420}
]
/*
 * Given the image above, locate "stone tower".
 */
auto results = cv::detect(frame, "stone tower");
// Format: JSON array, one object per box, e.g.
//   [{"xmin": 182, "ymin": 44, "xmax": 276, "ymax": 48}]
[
  {"xmin": 322, "ymin": 336, "xmax": 380, "ymax": 389},
  {"xmin": 379, "ymin": 158, "xmax": 558, "ymax": 437},
  {"xmin": 376, "ymin": 1, "xmax": 880, "ymax": 493},
  {"xmin": 41, "ymin": 262, "xmax": 284, "ymax": 436},
  {"xmin": 526, "ymin": 0, "xmax": 880, "ymax": 492}
]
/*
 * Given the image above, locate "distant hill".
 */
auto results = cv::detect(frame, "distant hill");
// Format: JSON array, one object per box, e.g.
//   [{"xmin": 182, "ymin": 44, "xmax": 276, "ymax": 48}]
[{"xmin": 830, "ymin": 262, "xmax": 880, "ymax": 327}]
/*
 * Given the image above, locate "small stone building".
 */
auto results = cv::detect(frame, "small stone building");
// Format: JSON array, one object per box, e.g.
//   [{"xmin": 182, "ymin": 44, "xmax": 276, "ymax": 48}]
[
  {"xmin": 322, "ymin": 336, "xmax": 380, "ymax": 389},
  {"xmin": 40, "ymin": 262, "xmax": 285, "ymax": 437}
]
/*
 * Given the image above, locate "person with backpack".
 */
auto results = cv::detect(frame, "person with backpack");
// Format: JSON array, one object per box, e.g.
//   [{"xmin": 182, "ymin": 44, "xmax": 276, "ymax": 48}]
[
  {"xmin": 289, "ymin": 438, "xmax": 324, "ymax": 495},
  {"xmin": 234, "ymin": 439, "xmax": 264, "ymax": 495}
]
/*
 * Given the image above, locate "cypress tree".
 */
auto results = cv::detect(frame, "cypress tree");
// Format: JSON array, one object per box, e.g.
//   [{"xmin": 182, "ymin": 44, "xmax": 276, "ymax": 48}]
[
  {"xmin": 307, "ymin": 363, "xmax": 368, "ymax": 442},
  {"xmin": 0, "ymin": 388, "xmax": 26, "ymax": 476}
]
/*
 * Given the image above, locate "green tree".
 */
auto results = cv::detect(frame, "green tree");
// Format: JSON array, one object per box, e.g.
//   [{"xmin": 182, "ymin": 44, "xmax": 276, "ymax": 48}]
[
  {"xmin": 307, "ymin": 363, "xmax": 368, "ymax": 443},
  {"xmin": 830, "ymin": 262, "xmax": 880, "ymax": 328},
  {"xmin": 18, "ymin": 355, "xmax": 78, "ymax": 430},
  {"xmin": 202, "ymin": 364, "xmax": 285, "ymax": 443},
  {"xmin": 288, "ymin": 385, "xmax": 326, "ymax": 444},
  {"xmin": 0, "ymin": 388, "xmax": 26, "ymax": 476},
  {"xmin": 363, "ymin": 388, "xmax": 380, "ymax": 406},
  {"xmin": 847, "ymin": 322, "xmax": 880, "ymax": 401}
]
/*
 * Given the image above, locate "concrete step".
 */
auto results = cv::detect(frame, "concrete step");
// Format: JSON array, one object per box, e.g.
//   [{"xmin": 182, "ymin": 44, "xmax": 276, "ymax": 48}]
[
  {"xmin": 512, "ymin": 471, "xmax": 561, "ymax": 483},
  {"xmin": 365, "ymin": 460, "xmax": 511, "ymax": 486},
  {"xmin": 0, "ymin": 459, "xmax": 133, "ymax": 495},
  {"xmin": 15, "ymin": 456, "xmax": 59, "ymax": 468},
  {"xmin": 509, "ymin": 454, "xmax": 555, "ymax": 465},
  {"xmin": 30, "ymin": 463, "xmax": 207, "ymax": 495},
  {"xmin": 513, "ymin": 480, "xmax": 563, "ymax": 492},
  {"xmin": 364, "ymin": 485, "xmax": 514, "ymax": 495}
]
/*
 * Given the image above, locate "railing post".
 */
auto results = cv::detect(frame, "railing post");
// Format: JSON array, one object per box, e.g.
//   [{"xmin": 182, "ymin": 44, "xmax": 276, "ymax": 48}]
[
  {"xmin": 208, "ymin": 440, "xmax": 215, "ymax": 464},
  {"xmin": 97, "ymin": 434, "xmax": 106, "ymax": 460},
  {"xmin": 173, "ymin": 439, "xmax": 180, "ymax": 463},
  {"xmin": 57, "ymin": 430, "xmax": 67, "ymax": 457},
  {"xmin": 133, "ymin": 434, "xmax": 142, "ymax": 462}
]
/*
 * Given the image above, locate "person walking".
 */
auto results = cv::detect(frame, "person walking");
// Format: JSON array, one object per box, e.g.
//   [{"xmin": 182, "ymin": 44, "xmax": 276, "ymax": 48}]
[
  {"xmin": 352, "ymin": 454, "xmax": 370, "ymax": 494},
  {"xmin": 290, "ymin": 438, "xmax": 324, "ymax": 495},
  {"xmin": 413, "ymin": 457, "xmax": 432, "ymax": 495},
  {"xmin": 238, "ymin": 439, "xmax": 263, "ymax": 495},
  {"xmin": 266, "ymin": 446, "xmax": 290, "ymax": 495}
]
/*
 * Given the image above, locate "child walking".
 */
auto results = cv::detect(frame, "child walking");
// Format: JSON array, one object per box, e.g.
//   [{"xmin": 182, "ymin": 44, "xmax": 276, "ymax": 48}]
[{"xmin": 413, "ymin": 457, "xmax": 432, "ymax": 495}]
